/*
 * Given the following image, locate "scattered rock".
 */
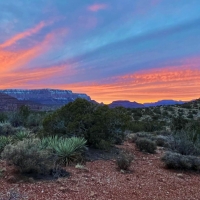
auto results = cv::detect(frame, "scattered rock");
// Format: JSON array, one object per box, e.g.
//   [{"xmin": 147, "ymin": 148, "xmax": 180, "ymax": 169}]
[
  {"xmin": 59, "ymin": 187, "xmax": 68, "ymax": 193},
  {"xmin": 90, "ymin": 191, "xmax": 97, "ymax": 197},
  {"xmin": 177, "ymin": 173, "xmax": 184, "ymax": 179}
]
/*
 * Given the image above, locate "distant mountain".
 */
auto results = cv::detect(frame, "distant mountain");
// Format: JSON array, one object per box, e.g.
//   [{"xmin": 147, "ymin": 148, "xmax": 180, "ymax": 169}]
[
  {"xmin": 144, "ymin": 100, "xmax": 186, "ymax": 107},
  {"xmin": 0, "ymin": 89, "xmax": 91, "ymax": 106},
  {"xmin": 109, "ymin": 100, "xmax": 144, "ymax": 108},
  {"xmin": 108, "ymin": 99, "xmax": 187, "ymax": 108},
  {"xmin": 0, "ymin": 92, "xmax": 42, "ymax": 111}
]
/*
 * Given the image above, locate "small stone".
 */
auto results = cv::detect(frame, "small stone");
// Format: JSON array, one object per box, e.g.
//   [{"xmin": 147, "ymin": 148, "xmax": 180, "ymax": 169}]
[
  {"xmin": 177, "ymin": 173, "xmax": 184, "ymax": 179},
  {"xmin": 56, "ymin": 178, "xmax": 63, "ymax": 184},
  {"xmin": 59, "ymin": 187, "xmax": 67, "ymax": 193},
  {"xmin": 90, "ymin": 191, "xmax": 97, "ymax": 197}
]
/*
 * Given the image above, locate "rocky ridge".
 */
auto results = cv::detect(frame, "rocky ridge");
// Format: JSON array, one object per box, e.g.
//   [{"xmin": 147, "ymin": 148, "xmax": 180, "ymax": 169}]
[
  {"xmin": 0, "ymin": 92, "xmax": 41, "ymax": 111},
  {"xmin": 0, "ymin": 89, "xmax": 91, "ymax": 106}
]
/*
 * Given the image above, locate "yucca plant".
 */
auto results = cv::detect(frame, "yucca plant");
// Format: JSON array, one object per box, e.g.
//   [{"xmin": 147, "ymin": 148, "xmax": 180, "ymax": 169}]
[
  {"xmin": 53, "ymin": 137, "xmax": 87, "ymax": 166},
  {"xmin": 13, "ymin": 130, "xmax": 31, "ymax": 142},
  {"xmin": 40, "ymin": 135, "xmax": 61, "ymax": 150},
  {"xmin": 0, "ymin": 136, "xmax": 12, "ymax": 153}
]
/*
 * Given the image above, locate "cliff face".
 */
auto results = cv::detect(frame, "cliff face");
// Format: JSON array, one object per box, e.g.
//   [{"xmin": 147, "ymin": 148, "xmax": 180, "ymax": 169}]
[
  {"xmin": 0, "ymin": 92, "xmax": 42, "ymax": 111},
  {"xmin": 0, "ymin": 89, "xmax": 91, "ymax": 106}
]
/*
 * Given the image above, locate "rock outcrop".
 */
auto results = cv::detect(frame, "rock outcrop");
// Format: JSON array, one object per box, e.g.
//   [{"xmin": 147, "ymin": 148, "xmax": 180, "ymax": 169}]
[
  {"xmin": 0, "ymin": 89, "xmax": 91, "ymax": 106},
  {"xmin": 0, "ymin": 92, "xmax": 41, "ymax": 111}
]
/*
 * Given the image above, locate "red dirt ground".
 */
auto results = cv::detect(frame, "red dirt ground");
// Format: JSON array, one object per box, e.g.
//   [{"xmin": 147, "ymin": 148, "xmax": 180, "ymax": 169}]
[{"xmin": 1, "ymin": 142, "xmax": 200, "ymax": 200}]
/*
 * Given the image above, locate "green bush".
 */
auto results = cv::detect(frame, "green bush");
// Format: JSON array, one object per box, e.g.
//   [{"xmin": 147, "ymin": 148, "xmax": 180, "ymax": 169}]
[
  {"xmin": 42, "ymin": 99, "xmax": 129, "ymax": 149},
  {"xmin": 1, "ymin": 139, "xmax": 53, "ymax": 175},
  {"xmin": 169, "ymin": 130, "xmax": 200, "ymax": 156},
  {"xmin": 171, "ymin": 117, "xmax": 189, "ymax": 131},
  {"xmin": 136, "ymin": 138, "xmax": 156, "ymax": 153},
  {"xmin": 128, "ymin": 132, "xmax": 156, "ymax": 142},
  {"xmin": 116, "ymin": 151, "xmax": 134, "ymax": 171},
  {"xmin": 9, "ymin": 112, "xmax": 24, "ymax": 127},
  {"xmin": 0, "ymin": 122, "xmax": 15, "ymax": 136},
  {"xmin": 0, "ymin": 112, "xmax": 8, "ymax": 122},
  {"xmin": 155, "ymin": 135, "xmax": 170, "ymax": 147},
  {"xmin": 126, "ymin": 133, "xmax": 137, "ymax": 143},
  {"xmin": 162, "ymin": 151, "xmax": 200, "ymax": 171},
  {"xmin": 26, "ymin": 113, "xmax": 43, "ymax": 128},
  {"xmin": 0, "ymin": 136, "xmax": 12, "ymax": 153},
  {"xmin": 128, "ymin": 121, "xmax": 163, "ymax": 133}
]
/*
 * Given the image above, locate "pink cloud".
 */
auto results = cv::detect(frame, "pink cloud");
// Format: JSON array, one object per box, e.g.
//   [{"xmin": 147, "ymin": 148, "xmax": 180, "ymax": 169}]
[{"xmin": 88, "ymin": 4, "xmax": 107, "ymax": 12}]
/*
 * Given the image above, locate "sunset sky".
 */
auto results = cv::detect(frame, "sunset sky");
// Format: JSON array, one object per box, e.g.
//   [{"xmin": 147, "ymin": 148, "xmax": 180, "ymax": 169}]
[{"xmin": 0, "ymin": 0, "xmax": 200, "ymax": 103}]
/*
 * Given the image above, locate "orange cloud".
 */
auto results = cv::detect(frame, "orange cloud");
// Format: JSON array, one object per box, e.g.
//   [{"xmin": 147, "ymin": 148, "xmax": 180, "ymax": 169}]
[
  {"xmin": 0, "ymin": 64, "xmax": 66, "ymax": 89},
  {"xmin": 56, "ymin": 65, "xmax": 200, "ymax": 103},
  {"xmin": 88, "ymin": 4, "xmax": 107, "ymax": 12},
  {"xmin": 0, "ymin": 32, "xmax": 55, "ymax": 74},
  {"xmin": 0, "ymin": 21, "xmax": 49, "ymax": 49}
]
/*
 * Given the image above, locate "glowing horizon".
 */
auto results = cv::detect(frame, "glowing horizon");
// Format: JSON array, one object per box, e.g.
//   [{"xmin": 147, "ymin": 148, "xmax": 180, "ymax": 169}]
[{"xmin": 0, "ymin": 0, "xmax": 200, "ymax": 104}]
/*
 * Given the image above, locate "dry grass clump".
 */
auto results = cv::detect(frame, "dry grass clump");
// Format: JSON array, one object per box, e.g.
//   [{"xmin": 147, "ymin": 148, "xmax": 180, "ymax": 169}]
[
  {"xmin": 162, "ymin": 151, "xmax": 200, "ymax": 171},
  {"xmin": 116, "ymin": 151, "xmax": 134, "ymax": 171},
  {"xmin": 136, "ymin": 138, "xmax": 156, "ymax": 153},
  {"xmin": 1, "ymin": 139, "xmax": 53, "ymax": 175}
]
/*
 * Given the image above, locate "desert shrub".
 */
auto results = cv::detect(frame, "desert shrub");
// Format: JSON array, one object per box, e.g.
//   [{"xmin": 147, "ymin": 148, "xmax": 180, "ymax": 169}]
[
  {"xmin": 192, "ymin": 110, "xmax": 198, "ymax": 115},
  {"xmin": 9, "ymin": 112, "xmax": 24, "ymax": 127},
  {"xmin": 127, "ymin": 132, "xmax": 159, "ymax": 145},
  {"xmin": 152, "ymin": 114, "xmax": 159, "ymax": 120},
  {"xmin": 0, "ymin": 112, "xmax": 8, "ymax": 122},
  {"xmin": 42, "ymin": 99, "xmax": 129, "ymax": 149},
  {"xmin": 0, "ymin": 136, "xmax": 12, "ymax": 153},
  {"xmin": 185, "ymin": 120, "xmax": 200, "ymax": 136},
  {"xmin": 169, "ymin": 130, "xmax": 200, "ymax": 156},
  {"xmin": 155, "ymin": 135, "xmax": 170, "ymax": 147},
  {"xmin": 132, "ymin": 109, "xmax": 143, "ymax": 118},
  {"xmin": 162, "ymin": 151, "xmax": 200, "ymax": 171},
  {"xmin": 95, "ymin": 139, "xmax": 112, "ymax": 150},
  {"xmin": 1, "ymin": 139, "xmax": 54, "ymax": 175},
  {"xmin": 182, "ymin": 103, "xmax": 191, "ymax": 109},
  {"xmin": 171, "ymin": 117, "xmax": 189, "ymax": 131},
  {"xmin": 187, "ymin": 114, "xmax": 193, "ymax": 119},
  {"xmin": 126, "ymin": 133, "xmax": 138, "ymax": 143},
  {"xmin": 128, "ymin": 121, "xmax": 163, "ymax": 133},
  {"xmin": 41, "ymin": 136, "xmax": 87, "ymax": 166},
  {"xmin": 136, "ymin": 138, "xmax": 156, "ymax": 153},
  {"xmin": 0, "ymin": 122, "xmax": 15, "ymax": 136},
  {"xmin": 26, "ymin": 113, "xmax": 43, "ymax": 128},
  {"xmin": 116, "ymin": 151, "xmax": 134, "ymax": 170}
]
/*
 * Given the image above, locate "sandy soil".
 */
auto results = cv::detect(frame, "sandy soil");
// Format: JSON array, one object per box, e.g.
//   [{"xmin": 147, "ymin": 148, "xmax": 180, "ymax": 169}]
[{"xmin": 1, "ymin": 142, "xmax": 200, "ymax": 200}]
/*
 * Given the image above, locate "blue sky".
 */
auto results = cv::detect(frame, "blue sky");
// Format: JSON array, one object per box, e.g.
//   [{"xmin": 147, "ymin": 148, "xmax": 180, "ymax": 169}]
[{"xmin": 0, "ymin": 0, "xmax": 200, "ymax": 103}]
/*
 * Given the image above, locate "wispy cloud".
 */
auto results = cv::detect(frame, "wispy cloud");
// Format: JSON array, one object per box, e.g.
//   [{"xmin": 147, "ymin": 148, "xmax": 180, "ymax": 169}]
[
  {"xmin": 87, "ymin": 4, "xmax": 107, "ymax": 12},
  {"xmin": 0, "ymin": 32, "xmax": 55, "ymax": 74},
  {"xmin": 0, "ymin": 21, "xmax": 51, "ymax": 49}
]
